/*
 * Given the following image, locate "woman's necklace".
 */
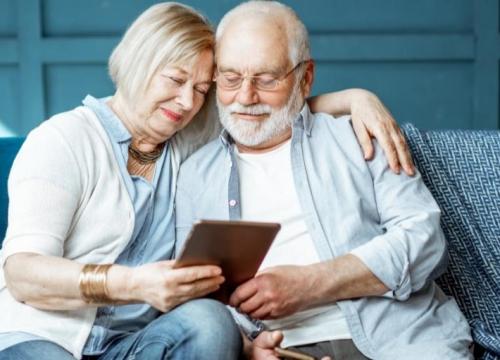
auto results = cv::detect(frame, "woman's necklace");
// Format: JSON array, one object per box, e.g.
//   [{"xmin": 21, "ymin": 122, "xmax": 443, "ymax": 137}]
[
  {"xmin": 128, "ymin": 142, "xmax": 166, "ymax": 164},
  {"xmin": 127, "ymin": 159, "xmax": 155, "ymax": 181}
]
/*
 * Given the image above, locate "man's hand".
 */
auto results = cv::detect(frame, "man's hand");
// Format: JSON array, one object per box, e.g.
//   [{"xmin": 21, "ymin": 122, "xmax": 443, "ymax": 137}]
[
  {"xmin": 247, "ymin": 331, "xmax": 284, "ymax": 360},
  {"xmin": 231, "ymin": 256, "xmax": 388, "ymax": 321},
  {"xmin": 246, "ymin": 331, "xmax": 332, "ymax": 360},
  {"xmin": 229, "ymin": 265, "xmax": 315, "ymax": 319}
]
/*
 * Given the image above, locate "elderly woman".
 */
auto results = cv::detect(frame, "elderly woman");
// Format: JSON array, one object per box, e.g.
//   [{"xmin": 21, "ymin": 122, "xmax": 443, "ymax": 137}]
[{"xmin": 0, "ymin": 2, "xmax": 412, "ymax": 360}]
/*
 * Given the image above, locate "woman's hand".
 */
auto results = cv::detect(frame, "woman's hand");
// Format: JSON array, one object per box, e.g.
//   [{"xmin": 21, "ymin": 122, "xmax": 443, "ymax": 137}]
[
  {"xmin": 349, "ymin": 89, "xmax": 414, "ymax": 175},
  {"xmin": 308, "ymin": 88, "xmax": 415, "ymax": 176},
  {"xmin": 124, "ymin": 260, "xmax": 224, "ymax": 312},
  {"xmin": 4, "ymin": 254, "xmax": 223, "ymax": 312}
]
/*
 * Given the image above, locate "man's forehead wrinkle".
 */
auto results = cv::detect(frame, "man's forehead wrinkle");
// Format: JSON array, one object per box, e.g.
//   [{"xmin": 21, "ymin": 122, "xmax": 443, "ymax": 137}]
[{"xmin": 217, "ymin": 20, "xmax": 290, "ymax": 74}]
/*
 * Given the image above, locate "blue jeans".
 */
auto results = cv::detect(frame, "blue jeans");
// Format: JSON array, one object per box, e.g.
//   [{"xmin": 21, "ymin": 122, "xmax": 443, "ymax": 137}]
[{"xmin": 0, "ymin": 299, "xmax": 242, "ymax": 359}]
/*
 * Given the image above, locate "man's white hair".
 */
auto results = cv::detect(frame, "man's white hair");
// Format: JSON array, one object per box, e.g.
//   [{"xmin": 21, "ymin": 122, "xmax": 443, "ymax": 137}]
[{"xmin": 215, "ymin": 1, "xmax": 310, "ymax": 65}]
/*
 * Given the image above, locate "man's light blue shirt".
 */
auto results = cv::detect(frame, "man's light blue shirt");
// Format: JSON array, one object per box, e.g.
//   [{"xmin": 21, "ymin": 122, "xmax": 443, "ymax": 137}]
[{"xmin": 175, "ymin": 104, "xmax": 472, "ymax": 359}]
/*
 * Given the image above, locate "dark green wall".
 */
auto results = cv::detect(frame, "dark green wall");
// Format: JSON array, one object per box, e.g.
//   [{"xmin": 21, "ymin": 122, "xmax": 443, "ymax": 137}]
[{"xmin": 0, "ymin": 0, "xmax": 499, "ymax": 136}]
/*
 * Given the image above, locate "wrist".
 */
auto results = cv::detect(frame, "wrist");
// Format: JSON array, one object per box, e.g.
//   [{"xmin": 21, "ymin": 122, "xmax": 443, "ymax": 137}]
[
  {"xmin": 298, "ymin": 264, "xmax": 323, "ymax": 307},
  {"xmin": 79, "ymin": 264, "xmax": 113, "ymax": 303},
  {"xmin": 106, "ymin": 265, "xmax": 136, "ymax": 302},
  {"xmin": 346, "ymin": 88, "xmax": 375, "ymax": 108},
  {"xmin": 325, "ymin": 89, "xmax": 370, "ymax": 116},
  {"xmin": 306, "ymin": 261, "xmax": 340, "ymax": 305}
]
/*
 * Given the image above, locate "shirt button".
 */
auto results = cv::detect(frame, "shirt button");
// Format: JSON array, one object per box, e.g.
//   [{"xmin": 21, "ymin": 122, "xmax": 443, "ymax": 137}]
[{"xmin": 229, "ymin": 199, "xmax": 237, "ymax": 207}]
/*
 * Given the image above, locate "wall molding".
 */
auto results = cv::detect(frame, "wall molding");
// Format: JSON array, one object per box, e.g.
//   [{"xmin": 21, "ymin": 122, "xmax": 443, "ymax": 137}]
[{"xmin": 0, "ymin": 0, "xmax": 498, "ymax": 134}]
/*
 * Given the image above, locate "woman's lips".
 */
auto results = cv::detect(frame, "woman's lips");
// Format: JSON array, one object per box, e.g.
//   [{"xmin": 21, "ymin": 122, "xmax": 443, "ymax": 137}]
[{"xmin": 161, "ymin": 108, "xmax": 183, "ymax": 122}]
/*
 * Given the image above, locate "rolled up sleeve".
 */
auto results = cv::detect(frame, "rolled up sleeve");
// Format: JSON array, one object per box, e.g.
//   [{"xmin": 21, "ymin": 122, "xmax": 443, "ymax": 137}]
[{"xmin": 350, "ymin": 143, "xmax": 447, "ymax": 301}]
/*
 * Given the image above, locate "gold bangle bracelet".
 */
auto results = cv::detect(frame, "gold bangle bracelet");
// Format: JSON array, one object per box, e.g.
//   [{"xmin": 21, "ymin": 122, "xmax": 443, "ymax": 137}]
[{"xmin": 79, "ymin": 264, "xmax": 113, "ymax": 303}]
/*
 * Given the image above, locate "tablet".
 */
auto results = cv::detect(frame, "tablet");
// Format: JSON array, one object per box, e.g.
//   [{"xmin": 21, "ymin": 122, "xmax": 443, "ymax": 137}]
[{"xmin": 175, "ymin": 220, "xmax": 281, "ymax": 303}]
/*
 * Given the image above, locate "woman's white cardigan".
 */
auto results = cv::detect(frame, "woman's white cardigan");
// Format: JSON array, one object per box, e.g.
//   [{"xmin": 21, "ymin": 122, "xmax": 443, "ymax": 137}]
[{"xmin": 0, "ymin": 93, "xmax": 219, "ymax": 359}]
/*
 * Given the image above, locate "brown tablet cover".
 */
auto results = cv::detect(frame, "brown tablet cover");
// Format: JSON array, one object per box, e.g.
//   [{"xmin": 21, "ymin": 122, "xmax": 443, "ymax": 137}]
[{"xmin": 175, "ymin": 220, "xmax": 281, "ymax": 303}]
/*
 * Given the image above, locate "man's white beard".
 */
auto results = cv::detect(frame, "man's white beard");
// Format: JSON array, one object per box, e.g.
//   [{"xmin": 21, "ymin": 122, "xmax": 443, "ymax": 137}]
[{"xmin": 216, "ymin": 82, "xmax": 304, "ymax": 147}]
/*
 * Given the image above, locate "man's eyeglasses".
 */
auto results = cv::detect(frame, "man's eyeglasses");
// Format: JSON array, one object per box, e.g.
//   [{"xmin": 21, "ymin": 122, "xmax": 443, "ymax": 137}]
[{"xmin": 215, "ymin": 60, "xmax": 310, "ymax": 91}]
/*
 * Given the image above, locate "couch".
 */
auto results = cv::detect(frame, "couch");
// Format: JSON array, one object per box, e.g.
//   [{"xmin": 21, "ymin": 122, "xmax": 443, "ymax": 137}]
[
  {"xmin": 0, "ymin": 137, "xmax": 24, "ymax": 243},
  {"xmin": 0, "ymin": 124, "xmax": 498, "ymax": 359},
  {"xmin": 402, "ymin": 124, "xmax": 500, "ymax": 360}
]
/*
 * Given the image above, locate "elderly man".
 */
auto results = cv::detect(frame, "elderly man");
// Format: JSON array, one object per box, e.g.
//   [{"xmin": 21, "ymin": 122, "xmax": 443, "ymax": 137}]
[{"xmin": 176, "ymin": 1, "xmax": 473, "ymax": 359}]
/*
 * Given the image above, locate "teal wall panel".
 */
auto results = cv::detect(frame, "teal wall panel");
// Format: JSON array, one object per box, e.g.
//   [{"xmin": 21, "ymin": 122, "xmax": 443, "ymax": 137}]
[
  {"xmin": 42, "ymin": 0, "xmax": 161, "ymax": 36},
  {"xmin": 284, "ymin": 0, "xmax": 473, "ymax": 32},
  {"xmin": 0, "ymin": 0, "xmax": 499, "ymax": 136},
  {"xmin": 44, "ymin": 64, "xmax": 115, "ymax": 115},
  {"xmin": 0, "ymin": 0, "xmax": 16, "ymax": 36},
  {"xmin": 0, "ymin": 66, "xmax": 19, "ymax": 136},
  {"xmin": 314, "ymin": 61, "xmax": 473, "ymax": 129}
]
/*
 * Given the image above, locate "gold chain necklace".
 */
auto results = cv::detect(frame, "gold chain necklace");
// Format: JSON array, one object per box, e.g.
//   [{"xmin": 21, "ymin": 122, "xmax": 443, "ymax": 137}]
[{"xmin": 128, "ymin": 142, "xmax": 166, "ymax": 164}]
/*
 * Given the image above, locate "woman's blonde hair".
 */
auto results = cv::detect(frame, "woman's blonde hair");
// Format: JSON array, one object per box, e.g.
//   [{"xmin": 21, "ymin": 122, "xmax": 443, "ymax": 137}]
[{"xmin": 109, "ymin": 2, "xmax": 214, "ymax": 103}]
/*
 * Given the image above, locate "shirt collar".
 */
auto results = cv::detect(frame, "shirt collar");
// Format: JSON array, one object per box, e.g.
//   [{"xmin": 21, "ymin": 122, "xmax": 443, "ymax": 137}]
[
  {"xmin": 219, "ymin": 128, "xmax": 234, "ymax": 149},
  {"xmin": 218, "ymin": 102, "xmax": 313, "ymax": 150},
  {"xmin": 299, "ymin": 102, "xmax": 314, "ymax": 136},
  {"xmin": 82, "ymin": 95, "xmax": 132, "ymax": 144}
]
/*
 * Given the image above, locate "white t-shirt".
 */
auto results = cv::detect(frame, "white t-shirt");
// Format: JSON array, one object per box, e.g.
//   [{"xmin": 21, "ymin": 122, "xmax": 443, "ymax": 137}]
[{"xmin": 235, "ymin": 140, "xmax": 351, "ymax": 348}]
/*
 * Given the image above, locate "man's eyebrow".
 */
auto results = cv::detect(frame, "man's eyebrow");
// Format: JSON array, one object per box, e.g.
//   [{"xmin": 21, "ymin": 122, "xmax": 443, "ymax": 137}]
[
  {"xmin": 217, "ymin": 65, "xmax": 283, "ymax": 76},
  {"xmin": 217, "ymin": 65, "xmax": 238, "ymax": 73}
]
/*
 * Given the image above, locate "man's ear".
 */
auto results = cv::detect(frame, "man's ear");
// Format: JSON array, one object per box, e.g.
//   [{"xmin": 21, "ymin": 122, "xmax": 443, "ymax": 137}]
[{"xmin": 301, "ymin": 60, "xmax": 315, "ymax": 98}]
